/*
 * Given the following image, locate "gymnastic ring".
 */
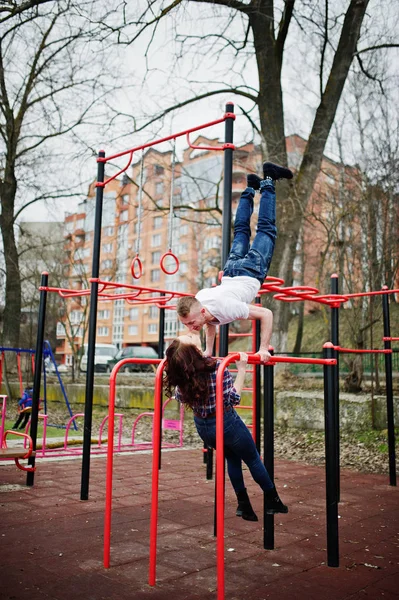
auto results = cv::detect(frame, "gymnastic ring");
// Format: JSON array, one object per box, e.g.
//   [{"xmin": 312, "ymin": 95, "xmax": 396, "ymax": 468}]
[
  {"xmin": 160, "ymin": 251, "xmax": 179, "ymax": 275},
  {"xmin": 131, "ymin": 255, "xmax": 143, "ymax": 279}
]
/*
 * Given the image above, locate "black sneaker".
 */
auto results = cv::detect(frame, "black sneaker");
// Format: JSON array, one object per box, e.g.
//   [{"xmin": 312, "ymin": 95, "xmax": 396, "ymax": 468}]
[
  {"xmin": 263, "ymin": 162, "xmax": 293, "ymax": 181},
  {"xmin": 247, "ymin": 174, "xmax": 262, "ymax": 190}
]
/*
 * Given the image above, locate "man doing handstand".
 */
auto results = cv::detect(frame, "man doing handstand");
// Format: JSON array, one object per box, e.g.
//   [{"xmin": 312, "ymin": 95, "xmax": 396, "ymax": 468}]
[{"xmin": 176, "ymin": 162, "xmax": 293, "ymax": 362}]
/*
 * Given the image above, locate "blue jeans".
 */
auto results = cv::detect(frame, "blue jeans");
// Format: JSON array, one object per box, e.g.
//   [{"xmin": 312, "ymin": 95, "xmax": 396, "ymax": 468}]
[
  {"xmin": 194, "ymin": 408, "xmax": 274, "ymax": 494},
  {"xmin": 223, "ymin": 180, "xmax": 277, "ymax": 284}
]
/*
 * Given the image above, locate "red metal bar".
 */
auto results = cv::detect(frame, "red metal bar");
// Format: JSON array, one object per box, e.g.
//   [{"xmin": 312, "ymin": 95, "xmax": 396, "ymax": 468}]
[
  {"xmin": 383, "ymin": 337, "xmax": 399, "ymax": 342},
  {"xmin": 149, "ymin": 359, "xmax": 166, "ymax": 586},
  {"xmin": 98, "ymin": 114, "xmax": 234, "ymax": 164},
  {"xmin": 186, "ymin": 132, "xmax": 235, "ymax": 152},
  {"xmin": 334, "ymin": 346, "xmax": 392, "ymax": 354},
  {"xmin": 104, "ymin": 357, "xmax": 161, "ymax": 569}
]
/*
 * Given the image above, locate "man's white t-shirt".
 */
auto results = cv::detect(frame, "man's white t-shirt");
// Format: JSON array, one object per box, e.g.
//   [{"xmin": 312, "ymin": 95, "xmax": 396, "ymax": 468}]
[{"xmin": 195, "ymin": 276, "xmax": 260, "ymax": 325}]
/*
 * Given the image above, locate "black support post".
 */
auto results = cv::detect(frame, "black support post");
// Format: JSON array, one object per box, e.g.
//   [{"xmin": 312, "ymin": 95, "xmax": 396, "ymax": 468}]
[
  {"xmin": 330, "ymin": 274, "xmax": 340, "ymax": 501},
  {"xmin": 218, "ymin": 103, "xmax": 234, "ymax": 359},
  {"xmin": 27, "ymin": 272, "xmax": 48, "ymax": 486},
  {"xmin": 80, "ymin": 150, "xmax": 105, "ymax": 501},
  {"xmin": 323, "ymin": 342, "xmax": 339, "ymax": 567},
  {"xmin": 382, "ymin": 287, "xmax": 397, "ymax": 486},
  {"xmin": 263, "ymin": 352, "xmax": 275, "ymax": 550}
]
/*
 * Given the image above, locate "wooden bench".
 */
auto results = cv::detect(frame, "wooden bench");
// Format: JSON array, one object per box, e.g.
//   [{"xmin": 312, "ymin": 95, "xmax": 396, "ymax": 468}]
[{"xmin": 0, "ymin": 430, "xmax": 36, "ymax": 472}]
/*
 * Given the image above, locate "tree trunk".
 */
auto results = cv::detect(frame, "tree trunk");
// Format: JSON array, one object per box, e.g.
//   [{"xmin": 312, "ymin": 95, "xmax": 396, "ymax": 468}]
[
  {"xmin": 256, "ymin": 0, "xmax": 371, "ymax": 351},
  {"xmin": 0, "ymin": 167, "xmax": 21, "ymax": 347}
]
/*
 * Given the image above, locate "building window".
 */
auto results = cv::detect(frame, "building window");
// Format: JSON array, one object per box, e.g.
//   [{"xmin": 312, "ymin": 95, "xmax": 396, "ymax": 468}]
[
  {"xmin": 128, "ymin": 325, "xmax": 138, "ymax": 335},
  {"xmin": 148, "ymin": 323, "xmax": 158, "ymax": 334},
  {"xmin": 70, "ymin": 310, "xmax": 82, "ymax": 325},
  {"xmin": 180, "ymin": 225, "xmax": 188, "ymax": 236},
  {"xmin": 153, "ymin": 216, "xmax": 162, "ymax": 229},
  {"xmin": 98, "ymin": 310, "xmax": 110, "ymax": 319},
  {"xmin": 104, "ymin": 226, "xmax": 114, "ymax": 236},
  {"xmin": 102, "ymin": 243, "xmax": 113, "ymax": 253},
  {"xmin": 179, "ymin": 261, "xmax": 188, "ymax": 274},
  {"xmin": 129, "ymin": 307, "xmax": 138, "ymax": 320},
  {"xmin": 101, "ymin": 259, "xmax": 113, "ymax": 270},
  {"xmin": 152, "ymin": 251, "xmax": 161, "ymax": 265},
  {"xmin": 98, "ymin": 326, "xmax": 109, "ymax": 336},
  {"xmin": 151, "ymin": 269, "xmax": 161, "ymax": 282},
  {"xmin": 151, "ymin": 234, "xmax": 161, "ymax": 247},
  {"xmin": 154, "ymin": 165, "xmax": 164, "ymax": 175},
  {"xmin": 155, "ymin": 182, "xmax": 164, "ymax": 195},
  {"xmin": 56, "ymin": 322, "xmax": 66, "ymax": 337},
  {"xmin": 121, "ymin": 194, "xmax": 129, "ymax": 205},
  {"xmin": 149, "ymin": 306, "xmax": 158, "ymax": 319}
]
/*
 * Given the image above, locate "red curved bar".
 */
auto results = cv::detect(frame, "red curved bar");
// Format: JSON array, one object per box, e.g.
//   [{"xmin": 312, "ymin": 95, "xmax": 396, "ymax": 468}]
[
  {"xmin": 97, "ymin": 150, "xmax": 134, "ymax": 188},
  {"xmin": 98, "ymin": 114, "xmax": 232, "ymax": 164},
  {"xmin": 130, "ymin": 255, "xmax": 143, "ymax": 280},
  {"xmin": 186, "ymin": 132, "xmax": 235, "ymax": 152},
  {"xmin": 149, "ymin": 359, "xmax": 166, "ymax": 586},
  {"xmin": 104, "ymin": 357, "xmax": 161, "ymax": 570},
  {"xmin": 160, "ymin": 251, "xmax": 179, "ymax": 275}
]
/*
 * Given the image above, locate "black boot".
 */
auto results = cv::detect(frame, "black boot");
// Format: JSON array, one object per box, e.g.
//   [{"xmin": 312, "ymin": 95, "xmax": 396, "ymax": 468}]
[
  {"xmin": 263, "ymin": 162, "xmax": 293, "ymax": 181},
  {"xmin": 247, "ymin": 174, "xmax": 262, "ymax": 190},
  {"xmin": 264, "ymin": 485, "xmax": 288, "ymax": 514},
  {"xmin": 235, "ymin": 488, "xmax": 258, "ymax": 522}
]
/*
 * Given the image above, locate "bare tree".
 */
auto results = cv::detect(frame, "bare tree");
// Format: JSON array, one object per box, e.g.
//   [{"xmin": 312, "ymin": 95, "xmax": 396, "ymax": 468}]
[
  {"xmin": 0, "ymin": 0, "xmax": 120, "ymax": 347},
  {"xmin": 94, "ymin": 0, "xmax": 398, "ymax": 351}
]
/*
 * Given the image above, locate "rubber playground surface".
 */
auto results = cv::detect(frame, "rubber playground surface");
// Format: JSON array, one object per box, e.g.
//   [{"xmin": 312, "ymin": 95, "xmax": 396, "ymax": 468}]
[{"xmin": 0, "ymin": 448, "xmax": 398, "ymax": 600}]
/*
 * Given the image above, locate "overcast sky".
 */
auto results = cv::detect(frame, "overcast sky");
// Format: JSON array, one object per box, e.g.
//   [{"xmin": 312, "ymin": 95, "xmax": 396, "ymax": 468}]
[{"xmin": 19, "ymin": 0, "xmax": 399, "ymax": 223}]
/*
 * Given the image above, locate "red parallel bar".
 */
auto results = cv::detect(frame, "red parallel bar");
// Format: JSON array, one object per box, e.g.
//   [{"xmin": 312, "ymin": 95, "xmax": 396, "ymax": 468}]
[
  {"xmin": 214, "ymin": 351, "xmax": 337, "ymax": 599},
  {"xmin": 343, "ymin": 288, "xmax": 399, "ymax": 298},
  {"xmin": 383, "ymin": 337, "xmax": 399, "ymax": 341},
  {"xmin": 149, "ymin": 359, "xmax": 166, "ymax": 586},
  {"xmin": 334, "ymin": 346, "xmax": 392, "ymax": 354},
  {"xmin": 98, "ymin": 114, "xmax": 235, "ymax": 164},
  {"xmin": 104, "ymin": 357, "xmax": 161, "ymax": 569}
]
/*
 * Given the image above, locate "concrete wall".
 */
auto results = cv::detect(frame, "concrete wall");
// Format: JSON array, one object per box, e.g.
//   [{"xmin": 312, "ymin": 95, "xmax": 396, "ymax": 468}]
[{"xmin": 4, "ymin": 382, "xmax": 398, "ymax": 432}]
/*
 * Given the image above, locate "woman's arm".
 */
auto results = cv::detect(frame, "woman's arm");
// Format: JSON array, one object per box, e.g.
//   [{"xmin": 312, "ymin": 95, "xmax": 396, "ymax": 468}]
[{"xmin": 232, "ymin": 352, "xmax": 248, "ymax": 395}]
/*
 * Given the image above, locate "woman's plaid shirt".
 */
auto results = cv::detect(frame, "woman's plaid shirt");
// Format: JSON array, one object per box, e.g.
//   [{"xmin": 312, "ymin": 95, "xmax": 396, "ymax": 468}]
[{"xmin": 174, "ymin": 361, "xmax": 241, "ymax": 418}]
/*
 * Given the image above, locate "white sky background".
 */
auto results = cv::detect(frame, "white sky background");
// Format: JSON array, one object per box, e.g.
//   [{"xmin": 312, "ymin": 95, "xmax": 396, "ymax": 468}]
[{"xmin": 18, "ymin": 0, "xmax": 399, "ymax": 223}]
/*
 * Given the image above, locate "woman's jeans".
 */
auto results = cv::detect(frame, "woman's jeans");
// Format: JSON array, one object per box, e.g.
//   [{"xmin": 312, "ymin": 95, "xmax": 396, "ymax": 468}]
[
  {"xmin": 194, "ymin": 408, "xmax": 274, "ymax": 494},
  {"xmin": 223, "ymin": 181, "xmax": 277, "ymax": 284}
]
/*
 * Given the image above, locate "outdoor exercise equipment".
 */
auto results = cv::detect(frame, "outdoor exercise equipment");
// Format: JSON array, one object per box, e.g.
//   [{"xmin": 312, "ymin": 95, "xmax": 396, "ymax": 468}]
[
  {"xmin": 160, "ymin": 139, "xmax": 179, "ymax": 275},
  {"xmin": 101, "ymin": 350, "xmax": 338, "ymax": 599}
]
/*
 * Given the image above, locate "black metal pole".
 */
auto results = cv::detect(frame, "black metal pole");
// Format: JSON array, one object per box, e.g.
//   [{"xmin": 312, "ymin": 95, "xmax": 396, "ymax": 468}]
[
  {"xmin": 382, "ymin": 287, "xmax": 396, "ymax": 486},
  {"xmin": 218, "ymin": 102, "xmax": 234, "ymax": 359},
  {"xmin": 27, "ymin": 272, "xmax": 48, "ymax": 486},
  {"xmin": 158, "ymin": 293, "xmax": 165, "ymax": 359},
  {"xmin": 263, "ymin": 352, "xmax": 275, "ymax": 550},
  {"xmin": 323, "ymin": 342, "xmax": 339, "ymax": 567},
  {"xmin": 80, "ymin": 150, "xmax": 105, "ymax": 501},
  {"xmin": 158, "ymin": 293, "xmax": 166, "ymax": 470},
  {"xmin": 330, "ymin": 274, "xmax": 340, "ymax": 502},
  {"xmin": 255, "ymin": 297, "xmax": 262, "ymax": 452}
]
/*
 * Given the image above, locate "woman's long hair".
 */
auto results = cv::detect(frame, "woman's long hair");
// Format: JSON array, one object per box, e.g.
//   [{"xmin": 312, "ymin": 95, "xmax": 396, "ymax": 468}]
[{"xmin": 164, "ymin": 339, "xmax": 217, "ymax": 410}]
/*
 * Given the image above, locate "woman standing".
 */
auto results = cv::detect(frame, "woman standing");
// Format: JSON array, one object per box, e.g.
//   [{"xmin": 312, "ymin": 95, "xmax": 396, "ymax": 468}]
[{"xmin": 164, "ymin": 338, "xmax": 288, "ymax": 521}]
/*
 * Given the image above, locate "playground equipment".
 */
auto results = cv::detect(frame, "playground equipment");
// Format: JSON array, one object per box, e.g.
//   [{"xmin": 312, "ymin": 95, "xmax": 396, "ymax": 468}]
[{"xmin": 0, "ymin": 429, "xmax": 36, "ymax": 472}]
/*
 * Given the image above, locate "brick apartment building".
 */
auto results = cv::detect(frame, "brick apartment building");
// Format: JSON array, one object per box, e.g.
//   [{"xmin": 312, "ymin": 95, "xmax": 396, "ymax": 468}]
[{"xmin": 56, "ymin": 134, "xmax": 392, "ymax": 365}]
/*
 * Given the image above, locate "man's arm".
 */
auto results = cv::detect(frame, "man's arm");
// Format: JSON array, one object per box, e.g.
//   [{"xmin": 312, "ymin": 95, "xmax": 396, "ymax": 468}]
[
  {"xmin": 204, "ymin": 323, "xmax": 217, "ymax": 356},
  {"xmin": 247, "ymin": 304, "xmax": 273, "ymax": 362}
]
